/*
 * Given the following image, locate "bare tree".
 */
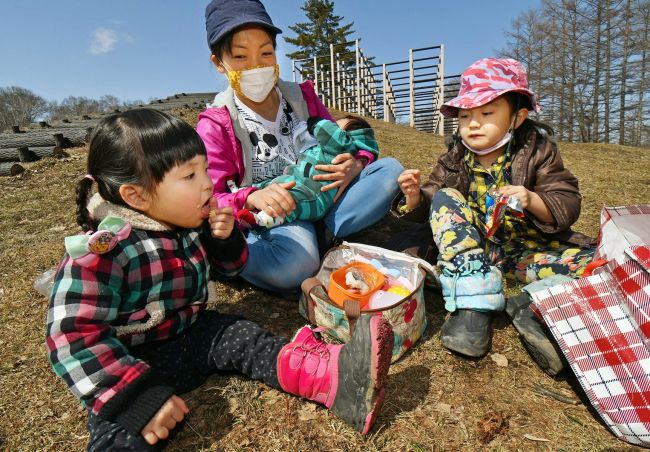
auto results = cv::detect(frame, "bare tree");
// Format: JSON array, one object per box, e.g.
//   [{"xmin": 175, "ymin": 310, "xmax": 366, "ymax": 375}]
[
  {"xmin": 635, "ymin": 1, "xmax": 649, "ymax": 146},
  {"xmin": 0, "ymin": 86, "xmax": 49, "ymax": 132},
  {"xmin": 500, "ymin": 0, "xmax": 649, "ymax": 147},
  {"xmin": 48, "ymin": 94, "xmax": 143, "ymax": 120}
]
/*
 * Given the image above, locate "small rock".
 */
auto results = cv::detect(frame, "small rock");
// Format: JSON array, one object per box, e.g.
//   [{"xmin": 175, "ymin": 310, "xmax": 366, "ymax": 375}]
[{"xmin": 491, "ymin": 353, "xmax": 508, "ymax": 367}]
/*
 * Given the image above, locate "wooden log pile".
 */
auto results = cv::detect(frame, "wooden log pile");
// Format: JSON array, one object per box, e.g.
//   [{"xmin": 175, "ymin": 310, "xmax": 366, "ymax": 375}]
[
  {"xmin": 0, "ymin": 121, "xmax": 91, "ymax": 176},
  {"xmin": 0, "ymin": 92, "xmax": 217, "ymax": 176},
  {"xmin": 0, "ymin": 162, "xmax": 25, "ymax": 176}
]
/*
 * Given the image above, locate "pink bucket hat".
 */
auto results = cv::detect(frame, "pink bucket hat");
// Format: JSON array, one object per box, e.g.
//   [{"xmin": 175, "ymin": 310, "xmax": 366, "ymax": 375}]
[{"xmin": 440, "ymin": 58, "xmax": 539, "ymax": 118}]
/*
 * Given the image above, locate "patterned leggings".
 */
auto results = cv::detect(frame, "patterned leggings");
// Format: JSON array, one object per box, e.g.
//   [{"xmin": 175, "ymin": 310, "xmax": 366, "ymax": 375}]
[
  {"xmin": 429, "ymin": 188, "xmax": 594, "ymax": 283},
  {"xmin": 86, "ymin": 311, "xmax": 288, "ymax": 451}
]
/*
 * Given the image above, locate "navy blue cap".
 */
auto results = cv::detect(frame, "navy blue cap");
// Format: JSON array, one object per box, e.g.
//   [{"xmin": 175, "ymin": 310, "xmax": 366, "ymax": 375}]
[{"xmin": 205, "ymin": 0, "xmax": 282, "ymax": 49}]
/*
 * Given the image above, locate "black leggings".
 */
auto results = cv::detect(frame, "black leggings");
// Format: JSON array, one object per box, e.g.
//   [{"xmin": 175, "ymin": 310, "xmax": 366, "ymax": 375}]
[{"xmin": 87, "ymin": 311, "xmax": 288, "ymax": 451}]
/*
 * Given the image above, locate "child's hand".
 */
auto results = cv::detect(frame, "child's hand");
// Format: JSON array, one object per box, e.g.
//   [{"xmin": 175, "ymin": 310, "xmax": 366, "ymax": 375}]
[
  {"xmin": 498, "ymin": 185, "xmax": 531, "ymax": 209},
  {"xmin": 397, "ymin": 169, "xmax": 422, "ymax": 210},
  {"xmin": 208, "ymin": 198, "xmax": 235, "ymax": 239},
  {"xmin": 141, "ymin": 395, "xmax": 189, "ymax": 445},
  {"xmin": 499, "ymin": 185, "xmax": 555, "ymax": 224}
]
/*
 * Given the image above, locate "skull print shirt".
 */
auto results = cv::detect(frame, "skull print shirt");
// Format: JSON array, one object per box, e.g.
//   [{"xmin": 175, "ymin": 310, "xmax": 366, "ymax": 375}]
[{"xmin": 234, "ymin": 89, "xmax": 301, "ymax": 184}]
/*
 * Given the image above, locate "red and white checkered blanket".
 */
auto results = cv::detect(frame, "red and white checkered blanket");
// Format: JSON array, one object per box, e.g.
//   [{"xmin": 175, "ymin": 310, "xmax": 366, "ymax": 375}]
[{"xmin": 531, "ymin": 205, "xmax": 650, "ymax": 446}]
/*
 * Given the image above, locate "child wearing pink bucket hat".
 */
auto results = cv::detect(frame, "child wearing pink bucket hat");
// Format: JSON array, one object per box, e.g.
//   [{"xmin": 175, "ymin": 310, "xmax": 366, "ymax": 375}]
[{"xmin": 392, "ymin": 58, "xmax": 595, "ymax": 362}]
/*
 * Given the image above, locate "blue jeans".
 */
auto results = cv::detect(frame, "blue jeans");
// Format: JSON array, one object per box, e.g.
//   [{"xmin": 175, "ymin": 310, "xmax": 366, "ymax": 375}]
[{"xmin": 241, "ymin": 157, "xmax": 403, "ymax": 291}]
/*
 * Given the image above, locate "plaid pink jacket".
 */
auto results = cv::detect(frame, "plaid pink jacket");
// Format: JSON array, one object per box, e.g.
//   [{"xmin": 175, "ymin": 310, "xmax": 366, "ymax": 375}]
[{"xmin": 46, "ymin": 199, "xmax": 247, "ymax": 434}]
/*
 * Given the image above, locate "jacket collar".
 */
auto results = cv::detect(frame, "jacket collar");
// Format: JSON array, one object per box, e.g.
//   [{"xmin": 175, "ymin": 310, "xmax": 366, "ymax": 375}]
[{"xmin": 87, "ymin": 193, "xmax": 170, "ymax": 232}]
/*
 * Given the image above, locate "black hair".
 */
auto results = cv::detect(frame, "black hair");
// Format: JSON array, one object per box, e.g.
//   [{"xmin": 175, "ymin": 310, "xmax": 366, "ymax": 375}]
[
  {"xmin": 76, "ymin": 108, "xmax": 207, "ymax": 231},
  {"xmin": 210, "ymin": 25, "xmax": 278, "ymax": 61},
  {"xmin": 339, "ymin": 114, "xmax": 372, "ymax": 132},
  {"xmin": 502, "ymin": 92, "xmax": 554, "ymax": 150}
]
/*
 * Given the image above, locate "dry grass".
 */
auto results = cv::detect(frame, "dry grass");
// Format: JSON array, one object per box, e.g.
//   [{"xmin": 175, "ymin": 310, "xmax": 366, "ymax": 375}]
[{"xmin": 1, "ymin": 108, "xmax": 648, "ymax": 451}]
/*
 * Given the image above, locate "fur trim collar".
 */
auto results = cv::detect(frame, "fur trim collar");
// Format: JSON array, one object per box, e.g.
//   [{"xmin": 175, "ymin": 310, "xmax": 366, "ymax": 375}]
[{"xmin": 87, "ymin": 193, "xmax": 169, "ymax": 232}]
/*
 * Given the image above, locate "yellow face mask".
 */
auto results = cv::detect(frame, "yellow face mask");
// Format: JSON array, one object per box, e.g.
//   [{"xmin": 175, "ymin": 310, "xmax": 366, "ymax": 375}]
[{"xmin": 225, "ymin": 64, "xmax": 280, "ymax": 103}]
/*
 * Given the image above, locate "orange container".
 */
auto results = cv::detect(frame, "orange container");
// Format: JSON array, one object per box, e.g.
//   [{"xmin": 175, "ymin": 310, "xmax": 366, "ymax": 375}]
[{"xmin": 328, "ymin": 261, "xmax": 385, "ymax": 308}]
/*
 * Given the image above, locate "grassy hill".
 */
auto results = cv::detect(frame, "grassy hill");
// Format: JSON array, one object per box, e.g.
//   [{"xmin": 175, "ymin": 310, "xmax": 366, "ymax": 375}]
[{"xmin": 0, "ymin": 108, "xmax": 648, "ymax": 450}]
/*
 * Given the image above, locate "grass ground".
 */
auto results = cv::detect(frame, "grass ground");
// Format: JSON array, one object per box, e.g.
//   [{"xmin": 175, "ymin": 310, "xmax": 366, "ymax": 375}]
[{"xmin": 0, "ymin": 109, "xmax": 648, "ymax": 451}]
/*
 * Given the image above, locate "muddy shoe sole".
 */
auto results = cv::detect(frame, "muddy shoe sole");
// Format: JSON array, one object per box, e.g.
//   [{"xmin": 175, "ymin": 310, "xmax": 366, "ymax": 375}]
[
  {"xmin": 506, "ymin": 294, "xmax": 565, "ymax": 376},
  {"xmin": 330, "ymin": 315, "xmax": 393, "ymax": 434}
]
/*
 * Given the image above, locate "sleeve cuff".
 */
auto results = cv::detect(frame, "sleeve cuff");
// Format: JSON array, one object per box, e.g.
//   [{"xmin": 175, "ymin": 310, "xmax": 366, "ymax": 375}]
[
  {"xmin": 97, "ymin": 369, "xmax": 175, "ymax": 436},
  {"xmin": 203, "ymin": 226, "xmax": 247, "ymax": 262},
  {"xmin": 355, "ymin": 150, "xmax": 375, "ymax": 166},
  {"xmin": 114, "ymin": 384, "xmax": 175, "ymax": 435},
  {"xmin": 390, "ymin": 192, "xmax": 429, "ymax": 222}
]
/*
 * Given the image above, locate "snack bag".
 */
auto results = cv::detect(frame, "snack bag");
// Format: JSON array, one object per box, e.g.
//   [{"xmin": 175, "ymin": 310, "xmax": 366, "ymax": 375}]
[{"xmin": 485, "ymin": 190, "xmax": 524, "ymax": 238}]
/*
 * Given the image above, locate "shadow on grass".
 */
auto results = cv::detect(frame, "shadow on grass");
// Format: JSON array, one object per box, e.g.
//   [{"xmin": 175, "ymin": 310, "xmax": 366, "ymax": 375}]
[{"xmin": 378, "ymin": 364, "xmax": 432, "ymax": 427}]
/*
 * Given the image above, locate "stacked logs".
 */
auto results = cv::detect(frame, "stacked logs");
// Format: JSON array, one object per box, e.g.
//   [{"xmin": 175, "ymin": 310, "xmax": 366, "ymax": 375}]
[
  {"xmin": 0, "ymin": 122, "xmax": 92, "ymax": 176},
  {"xmin": 0, "ymin": 92, "xmax": 217, "ymax": 176}
]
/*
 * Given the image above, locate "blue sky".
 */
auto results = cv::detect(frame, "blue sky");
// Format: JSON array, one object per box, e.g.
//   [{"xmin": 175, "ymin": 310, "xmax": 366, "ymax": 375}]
[{"xmin": 0, "ymin": 0, "xmax": 541, "ymax": 103}]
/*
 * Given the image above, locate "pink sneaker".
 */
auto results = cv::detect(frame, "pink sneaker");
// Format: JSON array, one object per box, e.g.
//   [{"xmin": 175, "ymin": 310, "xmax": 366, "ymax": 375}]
[{"xmin": 277, "ymin": 315, "xmax": 393, "ymax": 434}]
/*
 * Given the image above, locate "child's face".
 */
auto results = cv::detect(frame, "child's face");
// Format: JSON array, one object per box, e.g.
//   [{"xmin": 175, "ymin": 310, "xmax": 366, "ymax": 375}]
[
  {"xmin": 336, "ymin": 118, "xmax": 351, "ymax": 130},
  {"xmin": 145, "ymin": 155, "xmax": 214, "ymax": 229},
  {"xmin": 212, "ymin": 26, "xmax": 277, "ymax": 73},
  {"xmin": 458, "ymin": 97, "xmax": 515, "ymax": 152}
]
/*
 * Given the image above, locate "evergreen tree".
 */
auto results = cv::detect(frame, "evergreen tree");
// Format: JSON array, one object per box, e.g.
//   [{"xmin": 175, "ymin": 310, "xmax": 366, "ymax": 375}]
[{"xmin": 284, "ymin": 0, "xmax": 355, "ymax": 63}]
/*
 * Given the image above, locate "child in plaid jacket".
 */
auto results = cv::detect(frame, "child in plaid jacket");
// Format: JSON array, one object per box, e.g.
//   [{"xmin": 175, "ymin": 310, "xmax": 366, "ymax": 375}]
[
  {"xmin": 46, "ymin": 108, "xmax": 394, "ymax": 449},
  {"xmin": 240, "ymin": 115, "xmax": 379, "ymax": 228}
]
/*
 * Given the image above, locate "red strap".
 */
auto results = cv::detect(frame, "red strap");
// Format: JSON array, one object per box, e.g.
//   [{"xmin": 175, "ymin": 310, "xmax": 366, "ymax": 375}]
[{"xmin": 582, "ymin": 258, "xmax": 608, "ymax": 277}]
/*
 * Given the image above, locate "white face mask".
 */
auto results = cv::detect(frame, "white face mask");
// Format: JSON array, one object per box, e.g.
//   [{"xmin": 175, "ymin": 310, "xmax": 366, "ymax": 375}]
[
  {"xmin": 462, "ymin": 130, "xmax": 513, "ymax": 155},
  {"xmin": 461, "ymin": 112, "xmax": 518, "ymax": 155},
  {"xmin": 226, "ymin": 64, "xmax": 279, "ymax": 103}
]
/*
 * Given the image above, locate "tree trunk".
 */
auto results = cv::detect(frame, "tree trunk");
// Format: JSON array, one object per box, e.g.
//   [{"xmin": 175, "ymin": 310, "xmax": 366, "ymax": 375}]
[
  {"xmin": 618, "ymin": 0, "xmax": 632, "ymax": 145},
  {"xmin": 635, "ymin": 3, "xmax": 649, "ymax": 146},
  {"xmin": 0, "ymin": 127, "xmax": 91, "ymax": 148},
  {"xmin": 592, "ymin": 1, "xmax": 603, "ymax": 142},
  {"xmin": 568, "ymin": 0, "xmax": 577, "ymax": 142},
  {"xmin": 0, "ymin": 162, "xmax": 24, "ymax": 176},
  {"xmin": 604, "ymin": 0, "xmax": 612, "ymax": 143},
  {"xmin": 0, "ymin": 146, "xmax": 64, "ymax": 162}
]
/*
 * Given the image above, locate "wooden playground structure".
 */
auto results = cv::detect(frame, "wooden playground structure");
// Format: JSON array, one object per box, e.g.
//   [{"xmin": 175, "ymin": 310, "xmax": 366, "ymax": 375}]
[{"xmin": 292, "ymin": 40, "xmax": 460, "ymax": 136}]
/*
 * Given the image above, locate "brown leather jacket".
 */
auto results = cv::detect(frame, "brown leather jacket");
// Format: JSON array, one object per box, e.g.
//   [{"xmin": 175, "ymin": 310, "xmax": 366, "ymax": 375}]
[{"xmin": 392, "ymin": 127, "xmax": 595, "ymax": 248}]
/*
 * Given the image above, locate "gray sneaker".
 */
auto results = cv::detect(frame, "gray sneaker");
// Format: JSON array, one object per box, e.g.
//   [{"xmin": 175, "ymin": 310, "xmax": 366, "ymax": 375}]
[{"xmin": 505, "ymin": 293, "xmax": 565, "ymax": 376}]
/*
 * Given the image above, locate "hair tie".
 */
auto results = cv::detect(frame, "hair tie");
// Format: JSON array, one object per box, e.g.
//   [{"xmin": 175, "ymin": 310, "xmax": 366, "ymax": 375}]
[{"xmin": 84, "ymin": 174, "xmax": 95, "ymax": 182}]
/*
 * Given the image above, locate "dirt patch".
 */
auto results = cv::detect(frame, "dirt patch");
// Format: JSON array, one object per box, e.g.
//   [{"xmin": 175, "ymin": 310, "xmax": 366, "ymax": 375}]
[{"xmin": 1, "ymin": 108, "xmax": 648, "ymax": 450}]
